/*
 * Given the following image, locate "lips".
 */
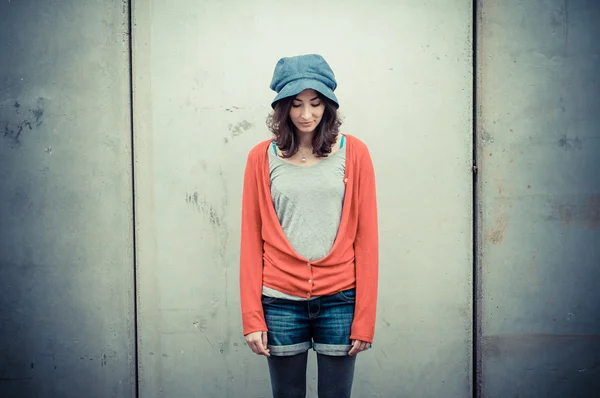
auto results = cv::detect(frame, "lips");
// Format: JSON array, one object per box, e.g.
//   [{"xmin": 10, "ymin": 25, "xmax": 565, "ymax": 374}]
[{"xmin": 299, "ymin": 122, "xmax": 312, "ymax": 127}]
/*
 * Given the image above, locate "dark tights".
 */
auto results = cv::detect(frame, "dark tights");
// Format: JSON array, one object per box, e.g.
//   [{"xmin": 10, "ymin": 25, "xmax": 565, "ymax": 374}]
[{"xmin": 267, "ymin": 351, "xmax": 356, "ymax": 398}]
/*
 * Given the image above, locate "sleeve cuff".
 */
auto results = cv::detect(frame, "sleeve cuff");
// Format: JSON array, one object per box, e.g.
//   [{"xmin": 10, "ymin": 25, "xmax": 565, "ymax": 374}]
[{"xmin": 242, "ymin": 310, "xmax": 268, "ymax": 336}]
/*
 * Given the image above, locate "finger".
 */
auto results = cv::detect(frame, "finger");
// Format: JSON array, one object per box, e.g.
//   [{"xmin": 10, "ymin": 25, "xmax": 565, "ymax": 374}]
[
  {"xmin": 249, "ymin": 337, "xmax": 269, "ymax": 356},
  {"xmin": 250, "ymin": 340, "xmax": 263, "ymax": 355},
  {"xmin": 255, "ymin": 344, "xmax": 268, "ymax": 356},
  {"xmin": 348, "ymin": 340, "xmax": 359, "ymax": 356},
  {"xmin": 355, "ymin": 342, "xmax": 365, "ymax": 354},
  {"xmin": 257, "ymin": 340, "xmax": 270, "ymax": 356},
  {"xmin": 349, "ymin": 341, "xmax": 369, "ymax": 356},
  {"xmin": 262, "ymin": 332, "xmax": 271, "ymax": 357}
]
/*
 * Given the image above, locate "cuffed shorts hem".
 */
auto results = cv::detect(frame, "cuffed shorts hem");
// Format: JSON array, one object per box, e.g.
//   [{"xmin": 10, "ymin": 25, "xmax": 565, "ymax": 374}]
[
  {"xmin": 313, "ymin": 343, "xmax": 353, "ymax": 356},
  {"xmin": 267, "ymin": 341, "xmax": 311, "ymax": 356}
]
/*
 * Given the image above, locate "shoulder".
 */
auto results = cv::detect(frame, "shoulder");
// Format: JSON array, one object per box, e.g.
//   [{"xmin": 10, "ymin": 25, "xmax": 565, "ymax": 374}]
[
  {"xmin": 344, "ymin": 134, "xmax": 372, "ymax": 159},
  {"xmin": 246, "ymin": 139, "xmax": 273, "ymax": 161}
]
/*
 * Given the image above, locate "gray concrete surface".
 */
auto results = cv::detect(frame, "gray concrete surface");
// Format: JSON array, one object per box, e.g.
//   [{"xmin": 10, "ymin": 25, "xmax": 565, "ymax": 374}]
[
  {"xmin": 0, "ymin": 1, "xmax": 135, "ymax": 397},
  {"xmin": 3, "ymin": 0, "xmax": 598, "ymax": 397},
  {"xmin": 477, "ymin": 1, "xmax": 600, "ymax": 397},
  {"xmin": 132, "ymin": 1, "xmax": 473, "ymax": 397}
]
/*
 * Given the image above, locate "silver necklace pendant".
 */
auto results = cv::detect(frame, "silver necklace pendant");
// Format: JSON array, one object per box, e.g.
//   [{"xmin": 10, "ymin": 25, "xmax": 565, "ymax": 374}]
[{"xmin": 301, "ymin": 156, "xmax": 307, "ymax": 163}]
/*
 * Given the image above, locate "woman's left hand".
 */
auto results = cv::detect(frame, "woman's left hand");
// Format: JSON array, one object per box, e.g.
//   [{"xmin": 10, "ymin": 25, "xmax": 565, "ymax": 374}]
[{"xmin": 348, "ymin": 340, "xmax": 370, "ymax": 356}]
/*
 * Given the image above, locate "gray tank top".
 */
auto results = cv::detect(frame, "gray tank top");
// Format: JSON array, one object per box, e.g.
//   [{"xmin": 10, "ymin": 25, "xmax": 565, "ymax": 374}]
[{"xmin": 262, "ymin": 138, "xmax": 346, "ymax": 300}]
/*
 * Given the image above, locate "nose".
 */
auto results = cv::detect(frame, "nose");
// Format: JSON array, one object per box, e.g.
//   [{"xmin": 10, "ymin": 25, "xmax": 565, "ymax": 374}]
[{"xmin": 301, "ymin": 106, "xmax": 312, "ymax": 120}]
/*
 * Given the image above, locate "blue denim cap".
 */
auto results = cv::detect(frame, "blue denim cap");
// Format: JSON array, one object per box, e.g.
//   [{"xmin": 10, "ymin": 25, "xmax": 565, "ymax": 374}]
[{"xmin": 270, "ymin": 54, "xmax": 338, "ymax": 109}]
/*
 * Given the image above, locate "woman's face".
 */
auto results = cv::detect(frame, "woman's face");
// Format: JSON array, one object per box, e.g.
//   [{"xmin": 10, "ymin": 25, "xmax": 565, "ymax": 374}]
[{"xmin": 289, "ymin": 89, "xmax": 325, "ymax": 134}]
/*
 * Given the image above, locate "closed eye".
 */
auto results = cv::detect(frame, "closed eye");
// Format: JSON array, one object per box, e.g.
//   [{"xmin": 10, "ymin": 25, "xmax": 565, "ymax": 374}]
[{"xmin": 291, "ymin": 102, "xmax": 321, "ymax": 108}]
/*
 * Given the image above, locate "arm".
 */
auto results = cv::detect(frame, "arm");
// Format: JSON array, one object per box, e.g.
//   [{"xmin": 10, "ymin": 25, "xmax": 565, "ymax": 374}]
[
  {"xmin": 350, "ymin": 146, "xmax": 379, "ymax": 344},
  {"xmin": 239, "ymin": 152, "xmax": 268, "ymax": 336}
]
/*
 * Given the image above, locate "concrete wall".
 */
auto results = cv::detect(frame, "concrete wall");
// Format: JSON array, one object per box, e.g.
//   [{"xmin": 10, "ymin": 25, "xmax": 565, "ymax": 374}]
[
  {"xmin": 0, "ymin": 1, "xmax": 135, "ymax": 397},
  {"xmin": 2, "ymin": 0, "xmax": 598, "ymax": 397},
  {"xmin": 132, "ymin": 1, "xmax": 473, "ymax": 397},
  {"xmin": 477, "ymin": 0, "xmax": 600, "ymax": 397}
]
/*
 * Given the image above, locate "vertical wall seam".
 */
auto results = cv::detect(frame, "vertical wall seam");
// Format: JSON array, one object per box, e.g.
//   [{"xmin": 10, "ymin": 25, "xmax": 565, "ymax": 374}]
[
  {"xmin": 126, "ymin": 0, "xmax": 140, "ymax": 397},
  {"xmin": 472, "ymin": 0, "xmax": 482, "ymax": 397}
]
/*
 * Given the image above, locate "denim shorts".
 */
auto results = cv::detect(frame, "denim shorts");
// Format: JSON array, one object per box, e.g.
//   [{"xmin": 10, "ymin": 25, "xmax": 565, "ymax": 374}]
[{"xmin": 262, "ymin": 288, "xmax": 357, "ymax": 356}]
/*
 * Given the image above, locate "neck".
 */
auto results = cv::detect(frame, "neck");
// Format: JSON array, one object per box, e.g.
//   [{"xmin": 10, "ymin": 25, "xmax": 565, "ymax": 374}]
[{"xmin": 296, "ymin": 130, "xmax": 314, "ymax": 150}]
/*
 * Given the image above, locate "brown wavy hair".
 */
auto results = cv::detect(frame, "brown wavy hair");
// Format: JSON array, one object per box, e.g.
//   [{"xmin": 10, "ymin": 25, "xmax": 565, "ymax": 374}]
[{"xmin": 266, "ymin": 93, "xmax": 342, "ymax": 158}]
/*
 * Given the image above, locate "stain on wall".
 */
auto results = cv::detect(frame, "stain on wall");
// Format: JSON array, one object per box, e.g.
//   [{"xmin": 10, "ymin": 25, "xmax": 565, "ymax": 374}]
[
  {"xmin": 227, "ymin": 120, "xmax": 253, "ymax": 137},
  {"xmin": 485, "ymin": 213, "xmax": 508, "ymax": 244},
  {"xmin": 1, "ymin": 97, "xmax": 45, "ymax": 145},
  {"xmin": 558, "ymin": 135, "xmax": 582, "ymax": 151},
  {"xmin": 555, "ymin": 194, "xmax": 600, "ymax": 229},
  {"xmin": 184, "ymin": 166, "xmax": 230, "ymax": 260}
]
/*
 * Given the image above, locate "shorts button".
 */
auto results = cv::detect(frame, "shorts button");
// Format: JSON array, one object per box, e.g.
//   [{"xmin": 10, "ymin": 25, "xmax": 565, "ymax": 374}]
[
  {"xmin": 307, "ymin": 262, "xmax": 311, "ymax": 266},
  {"xmin": 308, "ymin": 279, "xmax": 312, "ymax": 284}
]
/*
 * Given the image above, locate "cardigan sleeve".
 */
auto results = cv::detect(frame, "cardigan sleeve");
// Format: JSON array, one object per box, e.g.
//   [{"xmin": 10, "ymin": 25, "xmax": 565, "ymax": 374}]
[
  {"xmin": 350, "ymin": 144, "xmax": 379, "ymax": 343},
  {"xmin": 239, "ymin": 151, "xmax": 268, "ymax": 336}
]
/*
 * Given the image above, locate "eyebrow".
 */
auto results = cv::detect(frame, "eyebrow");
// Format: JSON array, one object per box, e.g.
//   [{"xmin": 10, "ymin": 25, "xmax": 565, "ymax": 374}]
[{"xmin": 293, "ymin": 96, "xmax": 320, "ymax": 102}]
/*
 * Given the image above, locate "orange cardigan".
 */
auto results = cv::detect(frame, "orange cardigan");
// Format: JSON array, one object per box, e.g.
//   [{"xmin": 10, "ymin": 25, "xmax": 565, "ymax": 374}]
[{"xmin": 239, "ymin": 134, "xmax": 379, "ymax": 343}]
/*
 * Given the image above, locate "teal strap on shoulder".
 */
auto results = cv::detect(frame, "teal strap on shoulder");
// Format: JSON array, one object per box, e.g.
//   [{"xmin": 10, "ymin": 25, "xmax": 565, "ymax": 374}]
[
  {"xmin": 340, "ymin": 134, "xmax": 345, "ymax": 149},
  {"xmin": 271, "ymin": 141, "xmax": 277, "ymax": 155}
]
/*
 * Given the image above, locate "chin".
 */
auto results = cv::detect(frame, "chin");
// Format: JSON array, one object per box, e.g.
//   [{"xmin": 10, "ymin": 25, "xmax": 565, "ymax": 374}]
[{"xmin": 296, "ymin": 124, "xmax": 314, "ymax": 133}]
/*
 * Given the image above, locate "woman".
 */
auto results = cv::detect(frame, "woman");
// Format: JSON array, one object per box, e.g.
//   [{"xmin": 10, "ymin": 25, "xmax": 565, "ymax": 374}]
[{"xmin": 239, "ymin": 54, "xmax": 379, "ymax": 398}]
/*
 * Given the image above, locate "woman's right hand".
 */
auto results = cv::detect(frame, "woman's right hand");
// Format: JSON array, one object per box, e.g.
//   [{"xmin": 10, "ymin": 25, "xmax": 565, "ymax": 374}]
[{"xmin": 245, "ymin": 331, "xmax": 270, "ymax": 356}]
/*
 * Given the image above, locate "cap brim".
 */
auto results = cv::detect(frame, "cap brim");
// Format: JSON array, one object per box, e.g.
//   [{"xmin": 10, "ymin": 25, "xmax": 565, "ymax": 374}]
[{"xmin": 271, "ymin": 78, "xmax": 338, "ymax": 109}]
